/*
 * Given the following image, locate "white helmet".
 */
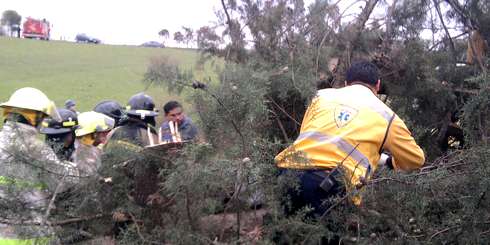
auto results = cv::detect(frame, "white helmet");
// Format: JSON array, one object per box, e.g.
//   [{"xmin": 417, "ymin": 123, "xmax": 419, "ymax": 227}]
[{"xmin": 0, "ymin": 87, "xmax": 61, "ymax": 121}]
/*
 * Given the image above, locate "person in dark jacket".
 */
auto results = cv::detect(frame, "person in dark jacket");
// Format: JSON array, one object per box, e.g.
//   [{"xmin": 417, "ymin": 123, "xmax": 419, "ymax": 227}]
[
  {"xmin": 94, "ymin": 100, "xmax": 126, "ymax": 127},
  {"xmin": 160, "ymin": 100, "xmax": 198, "ymax": 142},
  {"xmin": 101, "ymin": 93, "xmax": 160, "ymax": 236}
]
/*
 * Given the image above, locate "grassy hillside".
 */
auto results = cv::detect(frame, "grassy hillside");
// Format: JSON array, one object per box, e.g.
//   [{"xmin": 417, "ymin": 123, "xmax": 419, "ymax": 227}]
[{"xmin": 0, "ymin": 37, "xmax": 217, "ymax": 117}]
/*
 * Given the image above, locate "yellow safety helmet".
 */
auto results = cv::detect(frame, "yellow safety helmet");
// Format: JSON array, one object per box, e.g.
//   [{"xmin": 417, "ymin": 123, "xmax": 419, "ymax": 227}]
[
  {"xmin": 0, "ymin": 87, "xmax": 61, "ymax": 122},
  {"xmin": 75, "ymin": 111, "xmax": 115, "ymax": 137}
]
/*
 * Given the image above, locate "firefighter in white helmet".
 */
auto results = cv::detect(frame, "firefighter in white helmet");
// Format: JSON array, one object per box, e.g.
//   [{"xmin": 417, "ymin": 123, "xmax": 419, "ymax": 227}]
[
  {"xmin": 0, "ymin": 87, "xmax": 71, "ymax": 244},
  {"xmin": 72, "ymin": 111, "xmax": 115, "ymax": 177}
]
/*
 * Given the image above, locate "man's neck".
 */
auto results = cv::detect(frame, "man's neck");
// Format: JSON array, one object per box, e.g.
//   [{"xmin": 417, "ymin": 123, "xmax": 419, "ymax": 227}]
[{"xmin": 348, "ymin": 82, "xmax": 377, "ymax": 95}]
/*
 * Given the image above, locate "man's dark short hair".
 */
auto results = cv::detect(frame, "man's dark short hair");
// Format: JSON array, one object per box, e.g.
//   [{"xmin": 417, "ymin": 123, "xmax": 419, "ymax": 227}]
[
  {"xmin": 345, "ymin": 61, "xmax": 379, "ymax": 86},
  {"xmin": 163, "ymin": 101, "xmax": 182, "ymax": 114}
]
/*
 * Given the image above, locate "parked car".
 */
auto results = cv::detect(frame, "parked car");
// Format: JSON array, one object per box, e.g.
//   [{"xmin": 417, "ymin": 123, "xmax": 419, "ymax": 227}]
[
  {"xmin": 140, "ymin": 41, "xmax": 164, "ymax": 48},
  {"xmin": 75, "ymin": 33, "xmax": 101, "ymax": 44}
]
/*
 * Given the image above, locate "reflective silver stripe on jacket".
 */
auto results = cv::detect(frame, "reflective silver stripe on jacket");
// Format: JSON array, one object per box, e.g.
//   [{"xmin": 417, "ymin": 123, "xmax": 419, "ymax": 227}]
[{"xmin": 297, "ymin": 131, "xmax": 371, "ymax": 174}]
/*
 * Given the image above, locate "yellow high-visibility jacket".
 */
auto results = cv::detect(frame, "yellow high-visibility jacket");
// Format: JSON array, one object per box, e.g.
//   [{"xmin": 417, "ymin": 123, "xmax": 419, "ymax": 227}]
[{"xmin": 275, "ymin": 85, "xmax": 425, "ymax": 204}]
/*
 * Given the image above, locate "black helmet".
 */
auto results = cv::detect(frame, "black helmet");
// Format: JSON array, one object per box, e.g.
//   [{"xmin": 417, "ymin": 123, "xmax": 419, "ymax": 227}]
[
  {"xmin": 126, "ymin": 93, "xmax": 158, "ymax": 119},
  {"xmin": 94, "ymin": 100, "xmax": 124, "ymax": 125},
  {"xmin": 40, "ymin": 108, "xmax": 78, "ymax": 135}
]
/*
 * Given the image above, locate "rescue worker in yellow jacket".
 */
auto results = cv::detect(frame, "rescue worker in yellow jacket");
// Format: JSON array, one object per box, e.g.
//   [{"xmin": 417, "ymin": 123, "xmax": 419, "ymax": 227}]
[
  {"xmin": 0, "ymin": 87, "xmax": 73, "ymax": 245},
  {"xmin": 275, "ymin": 61, "xmax": 425, "ymax": 216}
]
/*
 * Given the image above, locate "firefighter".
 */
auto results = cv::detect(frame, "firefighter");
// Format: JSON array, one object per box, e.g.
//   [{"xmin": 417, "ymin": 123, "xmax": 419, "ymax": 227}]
[
  {"xmin": 275, "ymin": 62, "xmax": 425, "ymax": 217},
  {"xmin": 101, "ymin": 93, "xmax": 160, "ymax": 236},
  {"xmin": 73, "ymin": 111, "xmax": 115, "ymax": 177},
  {"xmin": 106, "ymin": 92, "xmax": 158, "ymax": 147},
  {"xmin": 0, "ymin": 87, "xmax": 72, "ymax": 244},
  {"xmin": 53, "ymin": 111, "xmax": 115, "ymax": 244},
  {"xmin": 94, "ymin": 100, "xmax": 125, "ymax": 127},
  {"xmin": 40, "ymin": 108, "xmax": 78, "ymax": 161}
]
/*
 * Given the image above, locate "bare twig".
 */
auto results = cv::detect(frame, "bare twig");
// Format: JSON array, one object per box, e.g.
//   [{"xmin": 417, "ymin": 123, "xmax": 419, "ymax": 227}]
[
  {"xmin": 428, "ymin": 32, "xmax": 468, "ymax": 51},
  {"xmin": 433, "ymin": 0, "xmax": 457, "ymax": 63},
  {"xmin": 42, "ymin": 171, "xmax": 68, "ymax": 233},
  {"xmin": 185, "ymin": 187, "xmax": 197, "ymax": 231},
  {"xmin": 480, "ymin": 229, "xmax": 490, "ymax": 236},
  {"xmin": 368, "ymin": 177, "xmax": 413, "ymax": 186},
  {"xmin": 429, "ymin": 225, "xmax": 460, "ymax": 241},
  {"xmin": 265, "ymin": 95, "xmax": 301, "ymax": 126},
  {"xmin": 345, "ymin": 0, "xmax": 380, "ymax": 65},
  {"xmin": 270, "ymin": 109, "xmax": 290, "ymax": 142},
  {"xmin": 0, "ymin": 214, "xmax": 107, "ymax": 226},
  {"xmin": 315, "ymin": 0, "xmax": 360, "ymax": 76},
  {"xmin": 128, "ymin": 212, "xmax": 159, "ymax": 245}
]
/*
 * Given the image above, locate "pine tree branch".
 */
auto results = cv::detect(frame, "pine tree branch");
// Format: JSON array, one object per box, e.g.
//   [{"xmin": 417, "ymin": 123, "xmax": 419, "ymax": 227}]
[
  {"xmin": 0, "ymin": 214, "xmax": 108, "ymax": 226},
  {"xmin": 429, "ymin": 225, "xmax": 460, "ymax": 241},
  {"xmin": 265, "ymin": 95, "xmax": 301, "ymax": 126},
  {"xmin": 128, "ymin": 212, "xmax": 159, "ymax": 245},
  {"xmin": 42, "ymin": 171, "xmax": 68, "ymax": 231},
  {"xmin": 433, "ymin": 0, "xmax": 457, "ymax": 63}
]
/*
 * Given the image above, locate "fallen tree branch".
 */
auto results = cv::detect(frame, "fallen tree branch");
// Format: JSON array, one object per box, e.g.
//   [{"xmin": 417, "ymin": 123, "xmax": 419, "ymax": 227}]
[
  {"xmin": 429, "ymin": 225, "xmax": 460, "ymax": 241},
  {"xmin": 0, "ymin": 214, "xmax": 108, "ymax": 226}
]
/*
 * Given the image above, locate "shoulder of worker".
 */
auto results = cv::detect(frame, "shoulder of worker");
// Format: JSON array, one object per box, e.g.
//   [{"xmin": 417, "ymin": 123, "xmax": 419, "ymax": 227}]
[{"xmin": 317, "ymin": 85, "xmax": 395, "ymax": 115}]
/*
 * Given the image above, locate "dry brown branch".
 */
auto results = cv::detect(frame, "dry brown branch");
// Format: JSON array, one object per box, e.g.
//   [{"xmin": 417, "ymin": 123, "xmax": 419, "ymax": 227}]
[
  {"xmin": 0, "ymin": 214, "xmax": 107, "ymax": 226},
  {"xmin": 368, "ymin": 177, "xmax": 413, "ymax": 186},
  {"xmin": 433, "ymin": 0, "xmax": 457, "ymax": 62},
  {"xmin": 128, "ymin": 212, "xmax": 159, "ymax": 245},
  {"xmin": 270, "ymin": 109, "xmax": 290, "ymax": 142},
  {"xmin": 429, "ymin": 225, "xmax": 460, "ymax": 241},
  {"xmin": 265, "ymin": 95, "xmax": 301, "ymax": 126},
  {"xmin": 345, "ymin": 0, "xmax": 380, "ymax": 66},
  {"xmin": 315, "ymin": 0, "xmax": 361, "ymax": 77},
  {"xmin": 43, "ymin": 171, "xmax": 68, "ymax": 232}
]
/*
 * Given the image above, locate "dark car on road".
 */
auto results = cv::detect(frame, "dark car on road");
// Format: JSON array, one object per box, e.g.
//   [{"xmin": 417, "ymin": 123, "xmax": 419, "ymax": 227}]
[
  {"xmin": 140, "ymin": 41, "xmax": 164, "ymax": 48},
  {"xmin": 75, "ymin": 33, "xmax": 101, "ymax": 44}
]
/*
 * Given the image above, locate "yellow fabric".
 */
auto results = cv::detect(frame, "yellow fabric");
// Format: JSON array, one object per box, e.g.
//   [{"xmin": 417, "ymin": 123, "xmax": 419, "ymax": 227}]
[
  {"xmin": 75, "ymin": 111, "xmax": 115, "ymax": 137},
  {"xmin": 2, "ymin": 108, "xmax": 42, "ymax": 127},
  {"xmin": 0, "ymin": 87, "xmax": 60, "ymax": 122},
  {"xmin": 275, "ymin": 85, "xmax": 425, "ymax": 204},
  {"xmin": 80, "ymin": 134, "xmax": 96, "ymax": 146}
]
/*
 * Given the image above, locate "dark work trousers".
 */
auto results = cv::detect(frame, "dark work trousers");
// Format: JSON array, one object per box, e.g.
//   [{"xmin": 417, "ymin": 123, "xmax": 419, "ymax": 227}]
[{"xmin": 281, "ymin": 169, "xmax": 346, "ymax": 217}]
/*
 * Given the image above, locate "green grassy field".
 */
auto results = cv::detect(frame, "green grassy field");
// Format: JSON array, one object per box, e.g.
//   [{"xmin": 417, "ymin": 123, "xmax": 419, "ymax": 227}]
[{"xmin": 0, "ymin": 37, "xmax": 218, "ymax": 121}]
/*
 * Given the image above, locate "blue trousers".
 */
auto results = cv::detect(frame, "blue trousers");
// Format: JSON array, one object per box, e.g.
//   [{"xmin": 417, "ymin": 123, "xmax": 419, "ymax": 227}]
[{"xmin": 281, "ymin": 169, "xmax": 345, "ymax": 217}]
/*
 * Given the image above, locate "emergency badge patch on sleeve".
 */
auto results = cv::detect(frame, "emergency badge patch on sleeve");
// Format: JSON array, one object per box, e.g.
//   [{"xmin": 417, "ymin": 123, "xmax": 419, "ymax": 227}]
[{"xmin": 334, "ymin": 105, "xmax": 358, "ymax": 128}]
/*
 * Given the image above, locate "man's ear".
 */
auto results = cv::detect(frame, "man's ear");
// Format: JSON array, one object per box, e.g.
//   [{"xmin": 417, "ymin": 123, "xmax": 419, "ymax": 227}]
[{"xmin": 376, "ymin": 79, "xmax": 381, "ymax": 92}]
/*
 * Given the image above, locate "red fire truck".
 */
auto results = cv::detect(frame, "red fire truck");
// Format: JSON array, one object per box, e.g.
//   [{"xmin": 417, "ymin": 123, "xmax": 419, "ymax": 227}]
[{"xmin": 22, "ymin": 17, "xmax": 50, "ymax": 40}]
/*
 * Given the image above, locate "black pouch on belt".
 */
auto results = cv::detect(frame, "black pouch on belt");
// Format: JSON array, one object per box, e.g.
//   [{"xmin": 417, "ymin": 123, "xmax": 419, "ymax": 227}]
[
  {"xmin": 314, "ymin": 169, "xmax": 340, "ymax": 193},
  {"xmin": 319, "ymin": 176, "xmax": 336, "ymax": 193}
]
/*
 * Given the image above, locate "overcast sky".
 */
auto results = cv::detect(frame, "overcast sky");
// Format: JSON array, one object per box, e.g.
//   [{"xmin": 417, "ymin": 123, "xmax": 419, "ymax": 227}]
[
  {"xmin": 2, "ymin": 0, "xmax": 410, "ymax": 47},
  {"xmin": 1, "ymin": 0, "xmax": 221, "ymax": 45}
]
